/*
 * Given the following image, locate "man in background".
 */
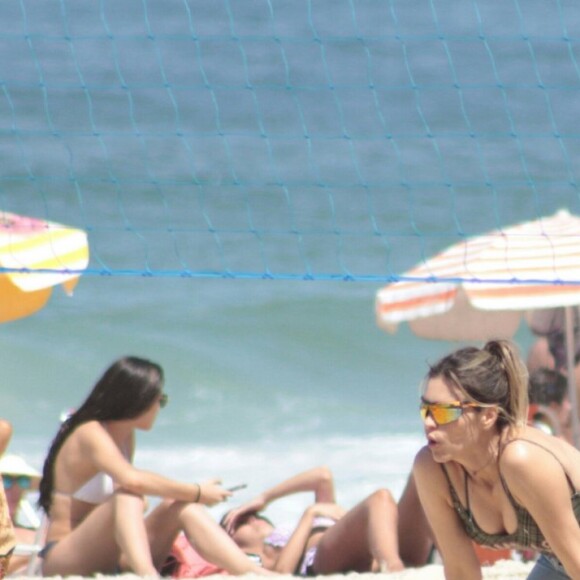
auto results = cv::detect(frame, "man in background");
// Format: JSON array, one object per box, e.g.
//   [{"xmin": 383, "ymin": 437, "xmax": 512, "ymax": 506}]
[{"xmin": 528, "ymin": 367, "xmax": 573, "ymax": 444}]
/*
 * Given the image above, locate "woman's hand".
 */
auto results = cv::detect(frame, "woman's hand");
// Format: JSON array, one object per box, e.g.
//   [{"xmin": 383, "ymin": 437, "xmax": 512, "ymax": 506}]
[
  {"xmin": 198, "ymin": 479, "xmax": 232, "ymax": 506},
  {"xmin": 222, "ymin": 494, "xmax": 268, "ymax": 533}
]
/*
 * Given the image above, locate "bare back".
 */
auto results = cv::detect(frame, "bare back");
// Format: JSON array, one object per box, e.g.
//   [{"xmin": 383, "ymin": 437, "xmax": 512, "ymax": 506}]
[{"xmin": 46, "ymin": 421, "xmax": 134, "ymax": 543}]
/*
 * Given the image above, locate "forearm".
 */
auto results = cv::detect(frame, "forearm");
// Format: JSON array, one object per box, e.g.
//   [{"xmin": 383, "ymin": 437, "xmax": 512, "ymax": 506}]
[
  {"xmin": 443, "ymin": 562, "xmax": 482, "ymax": 580},
  {"xmin": 262, "ymin": 466, "xmax": 335, "ymax": 505},
  {"xmin": 274, "ymin": 508, "xmax": 316, "ymax": 573},
  {"xmin": 116, "ymin": 468, "xmax": 202, "ymax": 503}
]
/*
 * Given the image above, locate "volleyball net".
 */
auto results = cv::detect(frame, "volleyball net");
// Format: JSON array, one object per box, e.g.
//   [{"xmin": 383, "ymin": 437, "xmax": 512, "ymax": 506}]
[{"xmin": 1, "ymin": 1, "xmax": 579, "ymax": 282}]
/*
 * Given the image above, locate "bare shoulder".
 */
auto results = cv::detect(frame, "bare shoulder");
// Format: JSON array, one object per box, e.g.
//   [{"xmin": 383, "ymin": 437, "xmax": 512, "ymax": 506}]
[
  {"xmin": 413, "ymin": 444, "xmax": 435, "ymax": 471},
  {"xmin": 499, "ymin": 430, "xmax": 580, "ymax": 484},
  {"xmin": 413, "ymin": 445, "xmax": 451, "ymax": 493},
  {"xmin": 73, "ymin": 419, "xmax": 104, "ymax": 435},
  {"xmin": 66, "ymin": 420, "xmax": 108, "ymax": 448}
]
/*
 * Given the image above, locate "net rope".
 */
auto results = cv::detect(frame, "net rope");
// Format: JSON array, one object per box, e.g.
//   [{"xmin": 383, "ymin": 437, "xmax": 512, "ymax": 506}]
[{"xmin": 0, "ymin": 0, "xmax": 579, "ymax": 282}]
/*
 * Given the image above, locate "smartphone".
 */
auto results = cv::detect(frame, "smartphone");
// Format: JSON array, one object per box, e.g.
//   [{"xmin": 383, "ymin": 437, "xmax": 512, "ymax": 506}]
[{"xmin": 226, "ymin": 483, "xmax": 248, "ymax": 492}]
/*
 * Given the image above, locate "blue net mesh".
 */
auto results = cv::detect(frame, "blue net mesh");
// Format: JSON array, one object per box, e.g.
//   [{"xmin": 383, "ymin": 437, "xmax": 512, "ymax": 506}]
[{"xmin": 1, "ymin": 0, "xmax": 579, "ymax": 281}]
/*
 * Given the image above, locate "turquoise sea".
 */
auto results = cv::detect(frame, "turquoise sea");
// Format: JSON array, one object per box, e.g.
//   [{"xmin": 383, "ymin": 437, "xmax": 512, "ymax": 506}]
[{"xmin": 1, "ymin": 1, "xmax": 579, "ymax": 523}]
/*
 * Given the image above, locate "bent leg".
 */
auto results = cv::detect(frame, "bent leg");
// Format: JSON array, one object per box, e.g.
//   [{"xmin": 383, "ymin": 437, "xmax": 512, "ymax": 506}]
[
  {"xmin": 145, "ymin": 500, "xmax": 268, "ymax": 575},
  {"xmin": 313, "ymin": 489, "xmax": 404, "ymax": 574},
  {"xmin": 42, "ymin": 491, "xmax": 156, "ymax": 577},
  {"xmin": 397, "ymin": 473, "xmax": 434, "ymax": 566}
]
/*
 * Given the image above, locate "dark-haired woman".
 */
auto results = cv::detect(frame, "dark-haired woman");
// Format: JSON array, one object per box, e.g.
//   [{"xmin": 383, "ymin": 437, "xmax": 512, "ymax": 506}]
[
  {"xmin": 222, "ymin": 466, "xmax": 406, "ymax": 574},
  {"xmin": 413, "ymin": 340, "xmax": 580, "ymax": 579},
  {"xmin": 38, "ymin": 356, "xmax": 268, "ymax": 578}
]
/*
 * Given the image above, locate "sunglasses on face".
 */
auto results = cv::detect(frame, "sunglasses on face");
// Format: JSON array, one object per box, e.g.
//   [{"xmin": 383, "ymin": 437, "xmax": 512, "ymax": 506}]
[
  {"xmin": 220, "ymin": 511, "xmax": 274, "ymax": 533},
  {"xmin": 2, "ymin": 475, "xmax": 32, "ymax": 490},
  {"xmin": 419, "ymin": 400, "xmax": 484, "ymax": 426},
  {"xmin": 159, "ymin": 393, "xmax": 169, "ymax": 409}
]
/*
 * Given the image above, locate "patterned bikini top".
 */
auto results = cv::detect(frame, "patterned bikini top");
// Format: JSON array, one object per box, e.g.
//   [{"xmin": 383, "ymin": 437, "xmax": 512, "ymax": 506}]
[{"xmin": 442, "ymin": 439, "xmax": 580, "ymax": 555}]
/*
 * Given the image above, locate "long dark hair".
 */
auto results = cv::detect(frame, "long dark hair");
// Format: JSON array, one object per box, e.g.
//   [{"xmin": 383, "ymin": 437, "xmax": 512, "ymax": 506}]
[{"xmin": 38, "ymin": 356, "xmax": 164, "ymax": 515}]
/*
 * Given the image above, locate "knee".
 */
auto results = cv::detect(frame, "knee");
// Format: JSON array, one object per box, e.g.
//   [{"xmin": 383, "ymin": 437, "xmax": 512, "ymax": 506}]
[
  {"xmin": 113, "ymin": 489, "xmax": 147, "ymax": 512},
  {"xmin": 166, "ymin": 499, "xmax": 207, "ymax": 521},
  {"xmin": 367, "ymin": 488, "xmax": 397, "ymax": 512},
  {"xmin": 181, "ymin": 501, "xmax": 207, "ymax": 516},
  {"xmin": 0, "ymin": 420, "xmax": 12, "ymax": 454}
]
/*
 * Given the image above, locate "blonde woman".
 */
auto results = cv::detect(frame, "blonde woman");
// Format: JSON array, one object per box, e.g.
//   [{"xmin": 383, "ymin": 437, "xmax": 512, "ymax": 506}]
[{"xmin": 414, "ymin": 340, "xmax": 580, "ymax": 579}]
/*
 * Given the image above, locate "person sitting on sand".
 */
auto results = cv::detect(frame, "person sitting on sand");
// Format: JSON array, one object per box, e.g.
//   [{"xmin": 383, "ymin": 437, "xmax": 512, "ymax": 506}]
[
  {"xmin": 413, "ymin": 339, "xmax": 580, "ymax": 579},
  {"xmin": 221, "ymin": 465, "xmax": 405, "ymax": 574},
  {"xmin": 0, "ymin": 421, "xmax": 15, "ymax": 579},
  {"xmin": 37, "ymin": 356, "xmax": 270, "ymax": 578},
  {"xmin": 0, "ymin": 454, "xmax": 43, "ymax": 574}
]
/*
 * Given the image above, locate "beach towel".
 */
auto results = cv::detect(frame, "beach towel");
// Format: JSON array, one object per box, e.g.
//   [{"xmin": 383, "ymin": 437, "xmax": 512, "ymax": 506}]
[{"xmin": 162, "ymin": 533, "xmax": 228, "ymax": 578}]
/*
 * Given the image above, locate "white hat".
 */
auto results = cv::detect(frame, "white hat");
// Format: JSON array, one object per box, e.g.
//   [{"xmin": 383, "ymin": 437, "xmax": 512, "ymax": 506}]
[{"xmin": 0, "ymin": 454, "xmax": 41, "ymax": 480}]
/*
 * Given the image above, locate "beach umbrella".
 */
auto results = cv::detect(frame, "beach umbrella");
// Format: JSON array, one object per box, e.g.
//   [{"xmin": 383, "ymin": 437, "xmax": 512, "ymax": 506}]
[
  {"xmin": 375, "ymin": 208, "xmax": 580, "ymax": 446},
  {"xmin": 0, "ymin": 211, "xmax": 89, "ymax": 323}
]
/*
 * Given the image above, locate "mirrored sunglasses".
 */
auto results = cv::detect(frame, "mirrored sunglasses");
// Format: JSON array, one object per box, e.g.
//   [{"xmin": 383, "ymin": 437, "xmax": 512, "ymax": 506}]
[
  {"xmin": 2, "ymin": 475, "xmax": 32, "ymax": 490},
  {"xmin": 419, "ymin": 401, "xmax": 483, "ymax": 426}
]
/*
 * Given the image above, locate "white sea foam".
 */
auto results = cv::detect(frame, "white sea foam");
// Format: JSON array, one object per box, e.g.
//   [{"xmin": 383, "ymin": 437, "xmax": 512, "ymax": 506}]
[{"xmin": 134, "ymin": 432, "xmax": 425, "ymax": 524}]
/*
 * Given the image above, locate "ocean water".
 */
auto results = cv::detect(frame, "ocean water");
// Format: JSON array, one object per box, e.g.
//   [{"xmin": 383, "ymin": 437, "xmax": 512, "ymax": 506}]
[{"xmin": 0, "ymin": 1, "xmax": 578, "ymax": 524}]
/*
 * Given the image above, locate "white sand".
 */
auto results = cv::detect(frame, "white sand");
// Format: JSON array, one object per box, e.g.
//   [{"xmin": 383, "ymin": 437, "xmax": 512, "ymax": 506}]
[{"xmin": 14, "ymin": 560, "xmax": 535, "ymax": 580}]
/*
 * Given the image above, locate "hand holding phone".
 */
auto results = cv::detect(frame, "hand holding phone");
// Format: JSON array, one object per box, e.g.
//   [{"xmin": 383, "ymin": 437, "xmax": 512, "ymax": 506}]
[{"xmin": 226, "ymin": 483, "xmax": 248, "ymax": 492}]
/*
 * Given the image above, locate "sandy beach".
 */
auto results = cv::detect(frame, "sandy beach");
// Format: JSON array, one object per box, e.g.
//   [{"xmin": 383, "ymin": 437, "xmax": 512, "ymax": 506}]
[{"xmin": 13, "ymin": 560, "xmax": 535, "ymax": 580}]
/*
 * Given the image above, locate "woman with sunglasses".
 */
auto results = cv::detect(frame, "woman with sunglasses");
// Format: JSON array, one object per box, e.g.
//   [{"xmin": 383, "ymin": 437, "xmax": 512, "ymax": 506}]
[
  {"xmin": 221, "ymin": 465, "xmax": 406, "ymax": 574},
  {"xmin": 0, "ymin": 454, "xmax": 42, "ymax": 574},
  {"xmin": 413, "ymin": 339, "xmax": 580, "ymax": 579},
  {"xmin": 37, "ymin": 356, "xmax": 269, "ymax": 578}
]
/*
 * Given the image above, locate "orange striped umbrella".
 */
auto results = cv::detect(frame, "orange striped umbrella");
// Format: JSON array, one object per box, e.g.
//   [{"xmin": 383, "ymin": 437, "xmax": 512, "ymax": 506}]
[
  {"xmin": 376, "ymin": 208, "xmax": 580, "ymax": 342},
  {"xmin": 0, "ymin": 211, "xmax": 89, "ymax": 323},
  {"xmin": 375, "ymin": 208, "xmax": 580, "ymax": 445}
]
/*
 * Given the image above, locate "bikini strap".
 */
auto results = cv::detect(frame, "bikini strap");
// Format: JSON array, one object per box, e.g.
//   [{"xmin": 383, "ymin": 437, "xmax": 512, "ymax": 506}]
[
  {"xmin": 440, "ymin": 463, "xmax": 470, "ymax": 510},
  {"xmin": 498, "ymin": 438, "xmax": 576, "ymax": 497}
]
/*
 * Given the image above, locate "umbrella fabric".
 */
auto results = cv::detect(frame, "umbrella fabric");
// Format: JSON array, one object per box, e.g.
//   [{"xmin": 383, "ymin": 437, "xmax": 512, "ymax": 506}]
[
  {"xmin": 376, "ymin": 209, "xmax": 580, "ymax": 342},
  {"xmin": 375, "ymin": 208, "xmax": 580, "ymax": 448},
  {"xmin": 0, "ymin": 211, "xmax": 89, "ymax": 323}
]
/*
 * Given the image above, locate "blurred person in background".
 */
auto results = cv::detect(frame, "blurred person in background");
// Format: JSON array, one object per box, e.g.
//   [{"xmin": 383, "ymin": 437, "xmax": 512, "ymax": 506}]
[
  {"xmin": 528, "ymin": 368, "xmax": 573, "ymax": 445},
  {"xmin": 0, "ymin": 454, "xmax": 42, "ymax": 574},
  {"xmin": 0, "ymin": 421, "xmax": 16, "ymax": 578}
]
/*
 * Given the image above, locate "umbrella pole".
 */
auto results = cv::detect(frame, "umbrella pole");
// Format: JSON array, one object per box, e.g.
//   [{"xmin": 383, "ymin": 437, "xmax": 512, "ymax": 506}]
[{"xmin": 564, "ymin": 306, "xmax": 580, "ymax": 449}]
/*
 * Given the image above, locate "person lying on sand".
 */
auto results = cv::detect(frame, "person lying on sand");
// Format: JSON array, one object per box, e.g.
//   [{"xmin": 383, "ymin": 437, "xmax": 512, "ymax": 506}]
[
  {"xmin": 37, "ymin": 356, "xmax": 271, "ymax": 578},
  {"xmin": 222, "ymin": 465, "xmax": 405, "ymax": 574}
]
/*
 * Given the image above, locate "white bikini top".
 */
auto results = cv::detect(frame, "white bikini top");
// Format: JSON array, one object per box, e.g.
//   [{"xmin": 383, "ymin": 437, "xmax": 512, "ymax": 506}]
[
  {"xmin": 73, "ymin": 471, "xmax": 115, "ymax": 504},
  {"xmin": 70, "ymin": 425, "xmax": 131, "ymax": 505}
]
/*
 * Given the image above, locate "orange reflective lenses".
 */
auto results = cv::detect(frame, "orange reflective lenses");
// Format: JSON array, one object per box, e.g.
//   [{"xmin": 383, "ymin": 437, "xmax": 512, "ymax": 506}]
[{"xmin": 419, "ymin": 401, "xmax": 479, "ymax": 426}]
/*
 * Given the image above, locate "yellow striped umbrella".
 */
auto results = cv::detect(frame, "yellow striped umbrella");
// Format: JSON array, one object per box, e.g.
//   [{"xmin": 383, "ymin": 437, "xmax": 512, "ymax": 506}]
[
  {"xmin": 0, "ymin": 211, "xmax": 89, "ymax": 323},
  {"xmin": 375, "ymin": 207, "xmax": 580, "ymax": 445}
]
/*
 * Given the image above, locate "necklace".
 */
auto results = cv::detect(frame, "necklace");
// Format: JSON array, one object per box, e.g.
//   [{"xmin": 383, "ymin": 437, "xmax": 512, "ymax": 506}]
[{"xmin": 466, "ymin": 447, "xmax": 499, "ymax": 479}]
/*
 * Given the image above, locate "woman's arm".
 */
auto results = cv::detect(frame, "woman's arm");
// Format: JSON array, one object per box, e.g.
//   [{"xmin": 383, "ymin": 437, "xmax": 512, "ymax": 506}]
[
  {"xmin": 223, "ymin": 466, "xmax": 335, "ymax": 533},
  {"xmin": 0, "ymin": 420, "xmax": 12, "ymax": 456},
  {"xmin": 413, "ymin": 447, "xmax": 482, "ymax": 580},
  {"xmin": 272, "ymin": 503, "xmax": 345, "ymax": 574},
  {"xmin": 260, "ymin": 466, "xmax": 335, "ymax": 505},
  {"xmin": 75, "ymin": 422, "xmax": 230, "ymax": 505},
  {"xmin": 500, "ymin": 441, "xmax": 580, "ymax": 577}
]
